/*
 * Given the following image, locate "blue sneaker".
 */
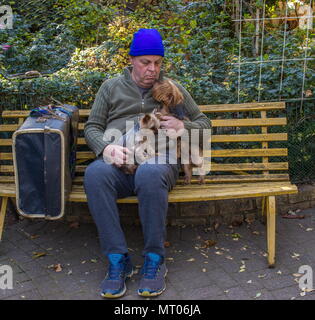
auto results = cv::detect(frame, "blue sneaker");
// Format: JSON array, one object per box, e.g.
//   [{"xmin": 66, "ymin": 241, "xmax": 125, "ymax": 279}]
[
  {"xmin": 100, "ymin": 253, "xmax": 133, "ymax": 298},
  {"xmin": 138, "ymin": 252, "xmax": 168, "ymax": 297}
]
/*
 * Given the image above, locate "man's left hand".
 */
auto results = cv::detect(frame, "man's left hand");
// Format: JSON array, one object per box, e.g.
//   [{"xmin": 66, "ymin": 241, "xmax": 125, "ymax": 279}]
[{"xmin": 160, "ymin": 115, "xmax": 184, "ymax": 131}]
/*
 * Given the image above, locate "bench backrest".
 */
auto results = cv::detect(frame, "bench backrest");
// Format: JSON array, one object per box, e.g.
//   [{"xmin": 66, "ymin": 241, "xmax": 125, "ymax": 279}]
[{"xmin": 0, "ymin": 102, "xmax": 290, "ymax": 185}]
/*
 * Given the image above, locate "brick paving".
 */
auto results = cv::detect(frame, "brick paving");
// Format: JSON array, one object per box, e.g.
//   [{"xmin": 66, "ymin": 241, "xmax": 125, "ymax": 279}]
[{"xmin": 0, "ymin": 207, "xmax": 314, "ymax": 300}]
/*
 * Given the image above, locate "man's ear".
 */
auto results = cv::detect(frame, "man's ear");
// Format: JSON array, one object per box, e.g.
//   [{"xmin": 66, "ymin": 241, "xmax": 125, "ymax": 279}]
[{"xmin": 129, "ymin": 56, "xmax": 134, "ymax": 65}]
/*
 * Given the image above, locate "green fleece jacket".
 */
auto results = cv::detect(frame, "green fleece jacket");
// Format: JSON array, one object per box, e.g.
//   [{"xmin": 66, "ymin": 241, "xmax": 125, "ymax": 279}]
[{"xmin": 84, "ymin": 66, "xmax": 211, "ymax": 157}]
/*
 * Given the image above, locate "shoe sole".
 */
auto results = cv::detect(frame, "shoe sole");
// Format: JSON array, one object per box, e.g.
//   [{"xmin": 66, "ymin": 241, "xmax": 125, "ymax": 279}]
[
  {"xmin": 101, "ymin": 269, "xmax": 134, "ymax": 299},
  {"xmin": 137, "ymin": 268, "xmax": 168, "ymax": 297}
]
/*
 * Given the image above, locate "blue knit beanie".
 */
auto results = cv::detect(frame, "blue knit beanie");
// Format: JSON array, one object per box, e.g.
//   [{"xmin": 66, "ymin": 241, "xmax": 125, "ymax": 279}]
[{"xmin": 129, "ymin": 28, "xmax": 164, "ymax": 57}]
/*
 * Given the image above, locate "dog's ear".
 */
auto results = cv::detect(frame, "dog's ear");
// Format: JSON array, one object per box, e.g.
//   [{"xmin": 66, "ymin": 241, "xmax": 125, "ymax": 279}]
[{"xmin": 141, "ymin": 114, "xmax": 150, "ymax": 125}]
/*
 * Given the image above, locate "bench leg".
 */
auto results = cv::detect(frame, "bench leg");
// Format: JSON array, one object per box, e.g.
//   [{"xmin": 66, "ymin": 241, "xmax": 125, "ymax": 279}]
[
  {"xmin": 261, "ymin": 196, "xmax": 267, "ymax": 225},
  {"xmin": 266, "ymin": 195, "xmax": 276, "ymax": 268},
  {"xmin": 0, "ymin": 197, "xmax": 8, "ymax": 241}
]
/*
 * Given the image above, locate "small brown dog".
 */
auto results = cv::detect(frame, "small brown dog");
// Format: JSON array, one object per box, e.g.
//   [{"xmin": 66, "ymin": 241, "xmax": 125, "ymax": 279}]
[{"xmin": 152, "ymin": 79, "xmax": 205, "ymax": 184}]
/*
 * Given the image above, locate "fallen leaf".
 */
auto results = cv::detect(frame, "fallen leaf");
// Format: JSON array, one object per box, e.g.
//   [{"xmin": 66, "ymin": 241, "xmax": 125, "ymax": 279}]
[
  {"xmin": 226, "ymin": 255, "xmax": 234, "ymax": 260},
  {"xmin": 254, "ymin": 292, "xmax": 262, "ymax": 299},
  {"xmin": 54, "ymin": 264, "xmax": 62, "ymax": 272},
  {"xmin": 306, "ymin": 228, "xmax": 313, "ymax": 232},
  {"xmin": 247, "ymin": 280, "xmax": 252, "ymax": 284},
  {"xmin": 67, "ymin": 270, "xmax": 73, "ymax": 275},
  {"xmin": 231, "ymin": 233, "xmax": 241, "ymax": 239},
  {"xmin": 258, "ymin": 274, "xmax": 266, "ymax": 278},
  {"xmin": 215, "ymin": 251, "xmax": 223, "ymax": 255},
  {"xmin": 202, "ymin": 240, "xmax": 216, "ymax": 248},
  {"xmin": 213, "ymin": 222, "xmax": 220, "ymax": 230},
  {"xmin": 300, "ymin": 291, "xmax": 306, "ymax": 297},
  {"xmin": 239, "ymin": 261, "xmax": 246, "ymax": 272},
  {"xmin": 81, "ymin": 260, "xmax": 86, "ymax": 264},
  {"xmin": 164, "ymin": 241, "xmax": 171, "ymax": 248},
  {"xmin": 282, "ymin": 214, "xmax": 305, "ymax": 219},
  {"xmin": 30, "ymin": 234, "xmax": 40, "ymax": 239},
  {"xmin": 292, "ymin": 273, "xmax": 303, "ymax": 277},
  {"xmin": 69, "ymin": 221, "xmax": 80, "ymax": 229},
  {"xmin": 32, "ymin": 252, "xmax": 47, "ymax": 259},
  {"xmin": 252, "ymin": 231, "xmax": 260, "ymax": 235},
  {"xmin": 90, "ymin": 259, "xmax": 97, "ymax": 263},
  {"xmin": 186, "ymin": 258, "xmax": 195, "ymax": 262},
  {"xmin": 277, "ymin": 270, "xmax": 282, "ymax": 275},
  {"xmin": 291, "ymin": 252, "xmax": 300, "ymax": 259},
  {"xmin": 202, "ymin": 268, "xmax": 207, "ymax": 272},
  {"xmin": 165, "ymin": 257, "xmax": 174, "ymax": 262}
]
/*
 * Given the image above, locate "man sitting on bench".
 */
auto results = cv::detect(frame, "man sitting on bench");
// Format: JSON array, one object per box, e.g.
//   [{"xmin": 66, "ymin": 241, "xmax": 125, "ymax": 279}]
[{"xmin": 84, "ymin": 28, "xmax": 210, "ymax": 298}]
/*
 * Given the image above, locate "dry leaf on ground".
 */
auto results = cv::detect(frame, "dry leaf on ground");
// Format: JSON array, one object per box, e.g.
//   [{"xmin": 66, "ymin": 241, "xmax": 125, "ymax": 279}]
[
  {"xmin": 202, "ymin": 240, "xmax": 216, "ymax": 248},
  {"xmin": 164, "ymin": 241, "xmax": 171, "ymax": 248},
  {"xmin": 32, "ymin": 252, "xmax": 47, "ymax": 259},
  {"xmin": 69, "ymin": 221, "xmax": 80, "ymax": 229},
  {"xmin": 165, "ymin": 257, "xmax": 174, "ymax": 262},
  {"xmin": 54, "ymin": 264, "xmax": 62, "ymax": 272}
]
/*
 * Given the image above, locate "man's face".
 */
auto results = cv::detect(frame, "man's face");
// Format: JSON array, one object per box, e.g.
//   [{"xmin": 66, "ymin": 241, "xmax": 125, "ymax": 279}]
[{"xmin": 130, "ymin": 55, "xmax": 163, "ymax": 88}]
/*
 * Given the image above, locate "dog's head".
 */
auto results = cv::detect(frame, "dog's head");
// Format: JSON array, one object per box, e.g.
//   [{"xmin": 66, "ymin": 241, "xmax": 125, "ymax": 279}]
[
  {"xmin": 152, "ymin": 79, "xmax": 184, "ymax": 109},
  {"xmin": 139, "ymin": 111, "xmax": 160, "ymax": 133}
]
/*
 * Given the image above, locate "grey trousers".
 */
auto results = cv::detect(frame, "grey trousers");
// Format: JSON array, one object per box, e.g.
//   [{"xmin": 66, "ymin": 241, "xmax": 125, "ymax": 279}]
[{"xmin": 84, "ymin": 157, "xmax": 179, "ymax": 257}]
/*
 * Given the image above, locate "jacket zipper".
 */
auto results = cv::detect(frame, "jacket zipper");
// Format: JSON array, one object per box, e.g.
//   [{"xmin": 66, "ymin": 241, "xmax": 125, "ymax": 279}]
[
  {"xmin": 138, "ymin": 96, "xmax": 144, "ymax": 121},
  {"xmin": 141, "ymin": 98, "xmax": 144, "ymax": 113}
]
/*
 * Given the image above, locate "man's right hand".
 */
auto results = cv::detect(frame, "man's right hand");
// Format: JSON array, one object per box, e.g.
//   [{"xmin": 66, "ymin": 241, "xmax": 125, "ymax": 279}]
[{"xmin": 103, "ymin": 145, "xmax": 132, "ymax": 167}]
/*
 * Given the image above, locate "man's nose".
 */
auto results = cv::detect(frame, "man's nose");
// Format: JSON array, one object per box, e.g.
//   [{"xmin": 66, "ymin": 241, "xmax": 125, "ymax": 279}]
[{"xmin": 148, "ymin": 63, "xmax": 157, "ymax": 72}]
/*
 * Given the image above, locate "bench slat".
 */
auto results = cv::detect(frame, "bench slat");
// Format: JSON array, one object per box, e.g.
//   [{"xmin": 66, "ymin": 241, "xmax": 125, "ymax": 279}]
[
  {"xmin": 0, "ymin": 153, "xmax": 12, "ymax": 160},
  {"xmin": 206, "ymin": 148, "xmax": 287, "ymax": 157},
  {"xmin": 0, "ymin": 181, "xmax": 297, "ymax": 201},
  {"xmin": 199, "ymin": 102, "xmax": 286, "ymax": 113},
  {"xmin": 0, "ymin": 173, "xmax": 290, "ymax": 185},
  {"xmin": 212, "ymin": 133, "xmax": 287, "ymax": 142},
  {"xmin": 1, "ymin": 102, "xmax": 286, "ymax": 119},
  {"xmin": 211, "ymin": 118, "xmax": 286, "ymax": 127},
  {"xmin": 208, "ymin": 162, "xmax": 288, "ymax": 171},
  {"xmin": 71, "ymin": 174, "xmax": 289, "ymax": 183}
]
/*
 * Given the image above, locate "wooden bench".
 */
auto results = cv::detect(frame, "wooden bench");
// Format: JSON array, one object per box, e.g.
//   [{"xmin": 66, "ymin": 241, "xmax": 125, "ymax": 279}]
[{"xmin": 0, "ymin": 102, "xmax": 298, "ymax": 267}]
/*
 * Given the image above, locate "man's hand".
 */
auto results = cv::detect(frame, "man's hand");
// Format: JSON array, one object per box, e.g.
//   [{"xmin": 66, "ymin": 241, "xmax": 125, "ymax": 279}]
[
  {"xmin": 160, "ymin": 115, "xmax": 185, "ymax": 138},
  {"xmin": 103, "ymin": 144, "xmax": 132, "ymax": 167},
  {"xmin": 160, "ymin": 115, "xmax": 184, "ymax": 131}
]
